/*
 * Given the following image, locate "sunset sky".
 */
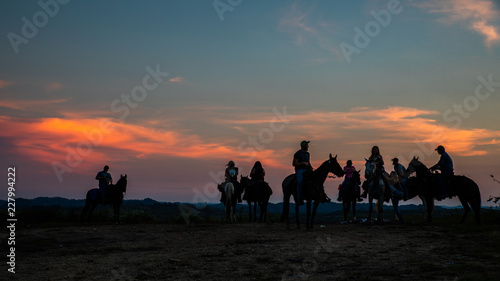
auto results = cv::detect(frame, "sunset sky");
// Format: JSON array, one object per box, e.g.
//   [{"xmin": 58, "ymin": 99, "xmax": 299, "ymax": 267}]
[{"xmin": 1, "ymin": 0, "xmax": 499, "ymax": 207}]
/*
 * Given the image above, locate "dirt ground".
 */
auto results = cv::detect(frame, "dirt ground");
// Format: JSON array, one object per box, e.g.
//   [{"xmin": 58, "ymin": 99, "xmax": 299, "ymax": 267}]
[{"xmin": 5, "ymin": 219, "xmax": 500, "ymax": 281}]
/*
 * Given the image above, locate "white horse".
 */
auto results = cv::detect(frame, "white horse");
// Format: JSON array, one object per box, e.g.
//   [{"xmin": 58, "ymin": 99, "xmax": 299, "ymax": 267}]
[
  {"xmin": 224, "ymin": 182, "xmax": 235, "ymax": 223},
  {"xmin": 364, "ymin": 160, "xmax": 403, "ymax": 224}
]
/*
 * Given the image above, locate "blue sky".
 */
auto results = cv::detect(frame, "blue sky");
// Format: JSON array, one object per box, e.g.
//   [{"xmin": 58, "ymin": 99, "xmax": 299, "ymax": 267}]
[{"xmin": 1, "ymin": 0, "xmax": 499, "ymax": 206}]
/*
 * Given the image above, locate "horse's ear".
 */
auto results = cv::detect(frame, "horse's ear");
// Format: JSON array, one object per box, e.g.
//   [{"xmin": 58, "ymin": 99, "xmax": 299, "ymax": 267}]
[
  {"xmin": 121, "ymin": 174, "xmax": 123, "ymax": 177},
  {"xmin": 416, "ymin": 157, "xmax": 419, "ymax": 161},
  {"xmin": 334, "ymin": 154, "xmax": 337, "ymax": 159},
  {"xmin": 365, "ymin": 158, "xmax": 368, "ymax": 162},
  {"xmin": 329, "ymin": 153, "xmax": 332, "ymax": 159}
]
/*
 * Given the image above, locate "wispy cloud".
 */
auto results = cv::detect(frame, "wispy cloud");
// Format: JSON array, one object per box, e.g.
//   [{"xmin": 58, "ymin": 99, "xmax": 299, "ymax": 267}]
[
  {"xmin": 0, "ymin": 98, "xmax": 70, "ymax": 111},
  {"xmin": 0, "ymin": 80, "xmax": 13, "ymax": 89},
  {"xmin": 416, "ymin": 0, "xmax": 500, "ymax": 47},
  {"xmin": 45, "ymin": 82, "xmax": 63, "ymax": 93},
  {"xmin": 278, "ymin": 2, "xmax": 342, "ymax": 61},
  {"xmin": 168, "ymin": 77, "xmax": 184, "ymax": 83}
]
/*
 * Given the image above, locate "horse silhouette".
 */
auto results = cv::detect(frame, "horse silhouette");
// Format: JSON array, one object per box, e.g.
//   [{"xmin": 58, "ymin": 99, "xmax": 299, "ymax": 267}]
[
  {"xmin": 406, "ymin": 157, "xmax": 481, "ymax": 224},
  {"xmin": 364, "ymin": 160, "xmax": 404, "ymax": 224},
  {"xmin": 81, "ymin": 174, "xmax": 127, "ymax": 224},
  {"xmin": 341, "ymin": 169, "xmax": 361, "ymax": 221},
  {"xmin": 281, "ymin": 154, "xmax": 344, "ymax": 231},
  {"xmin": 241, "ymin": 176, "xmax": 273, "ymax": 223}
]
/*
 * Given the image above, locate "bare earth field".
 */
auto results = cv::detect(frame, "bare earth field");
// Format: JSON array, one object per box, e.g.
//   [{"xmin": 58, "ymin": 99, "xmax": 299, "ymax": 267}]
[{"xmin": 6, "ymin": 218, "xmax": 500, "ymax": 281}]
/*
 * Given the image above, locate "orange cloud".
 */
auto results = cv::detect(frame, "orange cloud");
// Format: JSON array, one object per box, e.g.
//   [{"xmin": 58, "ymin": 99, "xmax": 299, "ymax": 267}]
[{"xmin": 168, "ymin": 77, "xmax": 183, "ymax": 83}]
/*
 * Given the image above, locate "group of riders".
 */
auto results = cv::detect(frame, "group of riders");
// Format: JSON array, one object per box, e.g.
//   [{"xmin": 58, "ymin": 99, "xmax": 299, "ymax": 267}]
[
  {"xmin": 217, "ymin": 140, "xmax": 455, "ymax": 206},
  {"xmin": 93, "ymin": 141, "xmax": 454, "ymax": 205}
]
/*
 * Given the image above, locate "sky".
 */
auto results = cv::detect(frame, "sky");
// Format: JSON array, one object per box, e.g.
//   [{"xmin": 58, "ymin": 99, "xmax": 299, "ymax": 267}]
[{"xmin": 1, "ymin": 0, "xmax": 499, "ymax": 207}]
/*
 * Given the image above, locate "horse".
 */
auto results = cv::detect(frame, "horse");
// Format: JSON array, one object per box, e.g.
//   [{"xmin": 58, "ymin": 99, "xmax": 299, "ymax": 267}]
[
  {"xmin": 364, "ymin": 160, "xmax": 404, "ymax": 224},
  {"xmin": 223, "ymin": 182, "xmax": 235, "ymax": 223},
  {"xmin": 406, "ymin": 157, "xmax": 481, "ymax": 224},
  {"xmin": 81, "ymin": 174, "xmax": 127, "ymax": 224},
  {"xmin": 341, "ymin": 169, "xmax": 361, "ymax": 222},
  {"xmin": 280, "ymin": 153, "xmax": 345, "ymax": 231},
  {"xmin": 241, "ymin": 176, "xmax": 273, "ymax": 223}
]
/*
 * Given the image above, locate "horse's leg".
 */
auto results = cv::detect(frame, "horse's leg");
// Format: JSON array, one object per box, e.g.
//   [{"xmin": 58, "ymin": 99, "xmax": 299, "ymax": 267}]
[
  {"xmin": 247, "ymin": 202, "xmax": 252, "ymax": 222},
  {"xmin": 88, "ymin": 202, "xmax": 97, "ymax": 222},
  {"xmin": 295, "ymin": 204, "xmax": 300, "ymax": 229},
  {"xmin": 352, "ymin": 200, "xmax": 357, "ymax": 221},
  {"xmin": 392, "ymin": 198, "xmax": 403, "ymax": 223},
  {"xmin": 310, "ymin": 201, "xmax": 319, "ymax": 230},
  {"xmin": 306, "ymin": 200, "xmax": 312, "ymax": 231},
  {"xmin": 281, "ymin": 191, "xmax": 290, "ymax": 224},
  {"xmin": 367, "ymin": 196, "xmax": 373, "ymax": 223},
  {"xmin": 458, "ymin": 196, "xmax": 471, "ymax": 223}
]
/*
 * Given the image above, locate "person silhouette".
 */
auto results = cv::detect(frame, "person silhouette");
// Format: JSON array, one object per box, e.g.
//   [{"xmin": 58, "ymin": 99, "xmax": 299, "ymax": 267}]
[
  {"xmin": 430, "ymin": 145, "xmax": 454, "ymax": 200},
  {"xmin": 293, "ymin": 140, "xmax": 312, "ymax": 206},
  {"xmin": 95, "ymin": 165, "xmax": 112, "ymax": 203}
]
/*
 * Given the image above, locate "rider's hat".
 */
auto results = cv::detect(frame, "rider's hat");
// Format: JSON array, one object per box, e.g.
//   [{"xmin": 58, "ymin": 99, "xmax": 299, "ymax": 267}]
[
  {"xmin": 300, "ymin": 140, "xmax": 310, "ymax": 147},
  {"xmin": 435, "ymin": 145, "xmax": 445, "ymax": 151}
]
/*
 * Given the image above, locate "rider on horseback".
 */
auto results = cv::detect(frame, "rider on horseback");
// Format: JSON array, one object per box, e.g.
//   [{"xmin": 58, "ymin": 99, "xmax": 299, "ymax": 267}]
[
  {"xmin": 220, "ymin": 160, "xmax": 242, "ymax": 203},
  {"xmin": 429, "ymin": 145, "xmax": 454, "ymax": 200},
  {"xmin": 293, "ymin": 140, "xmax": 330, "ymax": 205},
  {"xmin": 96, "ymin": 165, "xmax": 112, "ymax": 203}
]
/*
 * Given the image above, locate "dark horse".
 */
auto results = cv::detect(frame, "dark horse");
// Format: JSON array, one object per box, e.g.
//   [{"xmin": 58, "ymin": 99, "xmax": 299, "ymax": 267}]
[
  {"xmin": 280, "ymin": 154, "xmax": 344, "ymax": 230},
  {"xmin": 341, "ymin": 169, "xmax": 361, "ymax": 222},
  {"xmin": 81, "ymin": 174, "xmax": 127, "ymax": 224},
  {"xmin": 241, "ymin": 176, "xmax": 273, "ymax": 223},
  {"xmin": 406, "ymin": 157, "xmax": 481, "ymax": 224}
]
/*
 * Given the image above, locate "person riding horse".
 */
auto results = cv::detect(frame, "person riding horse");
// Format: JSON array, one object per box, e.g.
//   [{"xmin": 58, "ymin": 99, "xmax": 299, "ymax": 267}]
[
  {"xmin": 95, "ymin": 165, "xmax": 112, "ymax": 203},
  {"xmin": 293, "ymin": 140, "xmax": 330, "ymax": 205},
  {"xmin": 429, "ymin": 145, "xmax": 454, "ymax": 200},
  {"xmin": 220, "ymin": 160, "xmax": 242, "ymax": 203},
  {"xmin": 243, "ymin": 161, "xmax": 272, "ymax": 201}
]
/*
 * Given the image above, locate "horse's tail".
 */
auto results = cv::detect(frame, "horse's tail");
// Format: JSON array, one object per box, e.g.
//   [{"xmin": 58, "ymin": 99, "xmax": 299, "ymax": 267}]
[{"xmin": 280, "ymin": 174, "xmax": 295, "ymax": 222}]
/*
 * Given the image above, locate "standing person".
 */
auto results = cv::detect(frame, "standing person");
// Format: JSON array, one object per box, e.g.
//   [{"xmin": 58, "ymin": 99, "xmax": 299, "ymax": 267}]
[
  {"xmin": 96, "ymin": 165, "xmax": 112, "ymax": 203},
  {"xmin": 293, "ymin": 140, "xmax": 313, "ymax": 206},
  {"xmin": 392, "ymin": 158, "xmax": 409, "ymax": 201},
  {"xmin": 337, "ymin": 160, "xmax": 355, "ymax": 202},
  {"xmin": 429, "ymin": 145, "xmax": 454, "ymax": 200}
]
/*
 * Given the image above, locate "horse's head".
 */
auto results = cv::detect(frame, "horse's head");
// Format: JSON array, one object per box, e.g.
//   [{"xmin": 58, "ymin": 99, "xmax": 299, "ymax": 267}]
[
  {"xmin": 353, "ymin": 169, "xmax": 362, "ymax": 185},
  {"xmin": 326, "ymin": 153, "xmax": 344, "ymax": 178},
  {"xmin": 240, "ymin": 175, "xmax": 250, "ymax": 189},
  {"xmin": 364, "ymin": 159, "xmax": 377, "ymax": 179},
  {"xmin": 116, "ymin": 174, "xmax": 127, "ymax": 193},
  {"xmin": 408, "ymin": 157, "xmax": 428, "ymax": 177}
]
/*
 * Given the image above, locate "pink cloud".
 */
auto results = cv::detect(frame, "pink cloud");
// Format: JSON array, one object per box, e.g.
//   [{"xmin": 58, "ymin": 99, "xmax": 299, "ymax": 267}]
[
  {"xmin": 45, "ymin": 82, "xmax": 63, "ymax": 93},
  {"xmin": 168, "ymin": 77, "xmax": 183, "ymax": 83},
  {"xmin": 0, "ymin": 80, "xmax": 13, "ymax": 89}
]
